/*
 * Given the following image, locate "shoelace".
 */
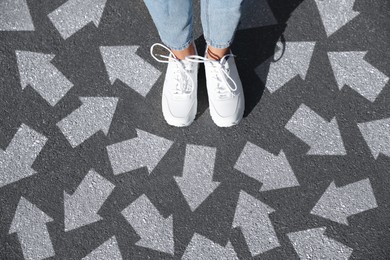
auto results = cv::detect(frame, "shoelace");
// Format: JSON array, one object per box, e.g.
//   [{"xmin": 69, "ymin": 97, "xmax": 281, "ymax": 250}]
[
  {"xmin": 150, "ymin": 43, "xmax": 195, "ymax": 95},
  {"xmin": 185, "ymin": 53, "xmax": 238, "ymax": 97}
]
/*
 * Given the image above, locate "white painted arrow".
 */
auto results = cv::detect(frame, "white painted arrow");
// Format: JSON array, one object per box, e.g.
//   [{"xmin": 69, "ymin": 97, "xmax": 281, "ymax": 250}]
[
  {"xmin": 48, "ymin": 0, "xmax": 107, "ymax": 39},
  {"xmin": 174, "ymin": 145, "xmax": 220, "ymax": 211},
  {"xmin": 328, "ymin": 51, "xmax": 389, "ymax": 102},
  {"xmin": 182, "ymin": 233, "xmax": 238, "ymax": 260},
  {"xmin": 57, "ymin": 97, "xmax": 118, "ymax": 148},
  {"xmin": 0, "ymin": 124, "xmax": 47, "ymax": 188},
  {"xmin": 358, "ymin": 118, "xmax": 390, "ymax": 159},
  {"xmin": 288, "ymin": 227, "xmax": 353, "ymax": 259},
  {"xmin": 16, "ymin": 51, "xmax": 73, "ymax": 106},
  {"xmin": 314, "ymin": 0, "xmax": 359, "ymax": 37},
  {"xmin": 233, "ymin": 191, "xmax": 280, "ymax": 256},
  {"xmin": 83, "ymin": 236, "xmax": 122, "ymax": 260},
  {"xmin": 107, "ymin": 129, "xmax": 173, "ymax": 175},
  {"xmin": 100, "ymin": 46, "xmax": 161, "ymax": 97},
  {"xmin": 9, "ymin": 197, "xmax": 54, "ymax": 260},
  {"xmin": 64, "ymin": 169, "xmax": 115, "ymax": 231},
  {"xmin": 121, "ymin": 195, "xmax": 174, "ymax": 255},
  {"xmin": 256, "ymin": 41, "xmax": 316, "ymax": 93},
  {"xmin": 234, "ymin": 142, "xmax": 299, "ymax": 191},
  {"xmin": 311, "ymin": 179, "xmax": 378, "ymax": 225},
  {"xmin": 285, "ymin": 104, "xmax": 346, "ymax": 155},
  {"xmin": 0, "ymin": 0, "xmax": 34, "ymax": 31}
]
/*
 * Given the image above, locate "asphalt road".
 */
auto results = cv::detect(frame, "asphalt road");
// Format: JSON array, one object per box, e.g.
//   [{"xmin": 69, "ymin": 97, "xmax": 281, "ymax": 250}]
[{"xmin": 1, "ymin": 0, "xmax": 390, "ymax": 259}]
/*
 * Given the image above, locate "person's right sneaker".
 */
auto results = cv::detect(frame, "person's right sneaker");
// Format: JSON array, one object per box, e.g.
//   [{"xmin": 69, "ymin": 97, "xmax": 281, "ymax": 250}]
[
  {"xmin": 186, "ymin": 46, "xmax": 245, "ymax": 127},
  {"xmin": 150, "ymin": 42, "xmax": 199, "ymax": 127}
]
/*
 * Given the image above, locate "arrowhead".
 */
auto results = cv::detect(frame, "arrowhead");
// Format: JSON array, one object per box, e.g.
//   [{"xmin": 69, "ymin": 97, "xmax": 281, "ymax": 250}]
[
  {"xmin": 174, "ymin": 145, "xmax": 219, "ymax": 211},
  {"xmin": 358, "ymin": 118, "xmax": 390, "ymax": 159},
  {"xmin": 311, "ymin": 179, "xmax": 377, "ymax": 225},
  {"xmin": 234, "ymin": 142, "xmax": 299, "ymax": 191},
  {"xmin": 0, "ymin": 124, "xmax": 47, "ymax": 188},
  {"xmin": 83, "ymin": 236, "xmax": 122, "ymax": 260},
  {"xmin": 175, "ymin": 177, "xmax": 219, "ymax": 211},
  {"xmin": 259, "ymin": 41, "xmax": 316, "ymax": 93},
  {"xmin": 100, "ymin": 46, "xmax": 161, "ymax": 97},
  {"xmin": 328, "ymin": 51, "xmax": 367, "ymax": 90},
  {"xmin": 288, "ymin": 227, "xmax": 353, "ymax": 259},
  {"xmin": 91, "ymin": 0, "xmax": 108, "ymax": 27},
  {"xmin": 0, "ymin": 0, "xmax": 35, "ymax": 31},
  {"xmin": 9, "ymin": 197, "xmax": 53, "ymax": 234},
  {"xmin": 64, "ymin": 169, "xmax": 115, "ymax": 231},
  {"xmin": 311, "ymin": 182, "xmax": 350, "ymax": 225},
  {"xmin": 315, "ymin": 0, "xmax": 359, "ymax": 36},
  {"xmin": 307, "ymin": 118, "xmax": 346, "ymax": 155},
  {"xmin": 328, "ymin": 51, "xmax": 389, "ymax": 102},
  {"xmin": 121, "ymin": 195, "xmax": 174, "ymax": 255},
  {"xmin": 135, "ymin": 129, "xmax": 173, "ymax": 173},
  {"xmin": 182, "ymin": 233, "xmax": 238, "ymax": 260},
  {"xmin": 286, "ymin": 104, "xmax": 346, "ymax": 155},
  {"xmin": 48, "ymin": 0, "xmax": 108, "ymax": 39},
  {"xmin": 100, "ymin": 46, "xmax": 140, "ymax": 84},
  {"xmin": 79, "ymin": 97, "xmax": 118, "ymax": 135},
  {"xmin": 233, "ymin": 191, "xmax": 275, "ymax": 228},
  {"xmin": 16, "ymin": 51, "xmax": 54, "ymax": 89}
]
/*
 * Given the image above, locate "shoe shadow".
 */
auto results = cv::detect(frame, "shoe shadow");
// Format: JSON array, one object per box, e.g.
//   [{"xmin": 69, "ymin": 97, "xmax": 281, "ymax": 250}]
[{"xmin": 193, "ymin": 0, "xmax": 305, "ymax": 118}]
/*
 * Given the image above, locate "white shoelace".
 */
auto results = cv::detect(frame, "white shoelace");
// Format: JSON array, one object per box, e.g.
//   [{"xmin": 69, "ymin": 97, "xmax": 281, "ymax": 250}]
[
  {"xmin": 185, "ymin": 53, "xmax": 238, "ymax": 98},
  {"xmin": 150, "ymin": 43, "xmax": 195, "ymax": 95}
]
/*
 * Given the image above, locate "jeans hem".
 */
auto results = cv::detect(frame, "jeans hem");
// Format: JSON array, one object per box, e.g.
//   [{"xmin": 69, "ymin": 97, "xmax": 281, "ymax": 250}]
[
  {"xmin": 205, "ymin": 39, "xmax": 232, "ymax": 49},
  {"xmin": 161, "ymin": 37, "xmax": 194, "ymax": 51}
]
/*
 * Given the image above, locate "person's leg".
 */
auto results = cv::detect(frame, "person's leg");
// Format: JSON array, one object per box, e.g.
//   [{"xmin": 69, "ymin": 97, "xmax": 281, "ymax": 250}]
[
  {"xmin": 196, "ymin": 0, "xmax": 245, "ymax": 127},
  {"xmin": 143, "ymin": 0, "xmax": 196, "ymax": 60},
  {"xmin": 200, "ymin": 0, "xmax": 243, "ymax": 60},
  {"xmin": 144, "ymin": 0, "xmax": 199, "ymax": 127}
]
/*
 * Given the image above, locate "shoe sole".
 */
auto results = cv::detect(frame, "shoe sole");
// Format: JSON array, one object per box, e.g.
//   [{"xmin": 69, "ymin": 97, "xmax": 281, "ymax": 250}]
[
  {"xmin": 210, "ymin": 106, "xmax": 244, "ymax": 127},
  {"xmin": 162, "ymin": 97, "xmax": 197, "ymax": 127}
]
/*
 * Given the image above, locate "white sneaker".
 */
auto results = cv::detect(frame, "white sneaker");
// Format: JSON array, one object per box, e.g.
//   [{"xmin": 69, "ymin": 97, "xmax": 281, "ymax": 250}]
[
  {"xmin": 186, "ymin": 47, "xmax": 245, "ymax": 127},
  {"xmin": 150, "ymin": 43, "xmax": 199, "ymax": 127}
]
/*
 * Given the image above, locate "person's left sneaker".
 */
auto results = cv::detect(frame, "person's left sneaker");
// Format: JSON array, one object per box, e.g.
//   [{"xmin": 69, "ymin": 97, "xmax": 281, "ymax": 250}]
[{"xmin": 186, "ymin": 47, "xmax": 245, "ymax": 127}]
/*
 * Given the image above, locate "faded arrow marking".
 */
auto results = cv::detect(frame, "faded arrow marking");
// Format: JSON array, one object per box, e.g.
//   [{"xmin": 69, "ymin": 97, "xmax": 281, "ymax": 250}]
[
  {"xmin": 57, "ymin": 97, "xmax": 118, "ymax": 148},
  {"xmin": 358, "ymin": 118, "xmax": 390, "ymax": 159},
  {"xmin": 256, "ymin": 41, "xmax": 316, "ymax": 93},
  {"xmin": 82, "ymin": 236, "xmax": 122, "ymax": 260},
  {"xmin": 234, "ymin": 142, "xmax": 299, "ymax": 191},
  {"xmin": 48, "ymin": 0, "xmax": 107, "ymax": 39},
  {"xmin": 0, "ymin": 124, "xmax": 47, "ymax": 188},
  {"xmin": 16, "ymin": 51, "xmax": 73, "ymax": 106},
  {"xmin": 100, "ymin": 46, "xmax": 161, "ymax": 97},
  {"xmin": 233, "ymin": 191, "xmax": 280, "ymax": 256},
  {"xmin": 288, "ymin": 227, "xmax": 353, "ymax": 259},
  {"xmin": 285, "ymin": 104, "xmax": 346, "ymax": 155},
  {"xmin": 107, "ymin": 129, "xmax": 173, "ymax": 175},
  {"xmin": 311, "ymin": 179, "xmax": 378, "ymax": 225},
  {"xmin": 121, "ymin": 195, "xmax": 174, "ymax": 255},
  {"xmin": 328, "ymin": 51, "xmax": 389, "ymax": 102},
  {"xmin": 9, "ymin": 197, "xmax": 54, "ymax": 260},
  {"xmin": 64, "ymin": 169, "xmax": 115, "ymax": 231},
  {"xmin": 174, "ymin": 145, "xmax": 220, "ymax": 211},
  {"xmin": 0, "ymin": 0, "xmax": 34, "ymax": 31},
  {"xmin": 315, "ymin": 0, "xmax": 359, "ymax": 36},
  {"xmin": 182, "ymin": 233, "xmax": 238, "ymax": 260}
]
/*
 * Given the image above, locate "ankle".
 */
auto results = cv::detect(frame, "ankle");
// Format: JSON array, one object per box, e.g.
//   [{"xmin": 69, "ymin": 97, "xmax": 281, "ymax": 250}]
[
  {"xmin": 171, "ymin": 43, "xmax": 196, "ymax": 60},
  {"xmin": 207, "ymin": 46, "xmax": 230, "ymax": 61}
]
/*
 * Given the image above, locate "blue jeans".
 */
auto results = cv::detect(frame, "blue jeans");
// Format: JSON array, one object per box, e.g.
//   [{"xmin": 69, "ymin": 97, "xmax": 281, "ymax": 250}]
[{"xmin": 143, "ymin": 0, "xmax": 243, "ymax": 50}]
